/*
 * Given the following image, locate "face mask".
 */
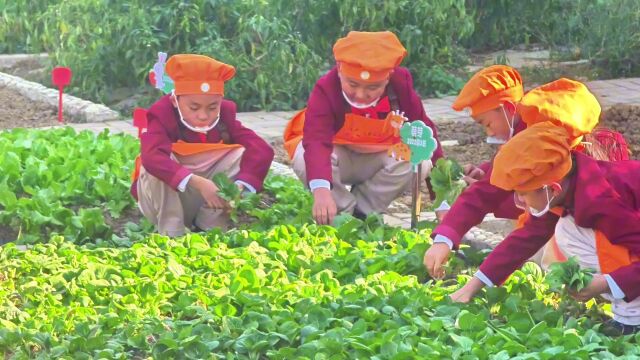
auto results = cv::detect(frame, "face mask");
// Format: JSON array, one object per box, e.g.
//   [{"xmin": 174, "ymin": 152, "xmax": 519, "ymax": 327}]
[
  {"xmin": 529, "ymin": 185, "xmax": 555, "ymax": 217},
  {"xmin": 486, "ymin": 136, "xmax": 507, "ymax": 145},
  {"xmin": 172, "ymin": 91, "xmax": 219, "ymax": 134},
  {"xmin": 342, "ymin": 91, "xmax": 381, "ymax": 109},
  {"xmin": 486, "ymin": 105, "xmax": 516, "ymax": 144}
]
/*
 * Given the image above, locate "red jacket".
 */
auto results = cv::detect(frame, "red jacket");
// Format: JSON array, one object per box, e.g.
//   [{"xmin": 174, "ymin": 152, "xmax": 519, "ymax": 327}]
[
  {"xmin": 302, "ymin": 66, "xmax": 444, "ymax": 184},
  {"xmin": 431, "ymin": 121, "xmax": 527, "ymax": 247},
  {"xmin": 130, "ymin": 95, "xmax": 274, "ymax": 199},
  {"xmin": 479, "ymin": 152, "xmax": 640, "ymax": 301}
]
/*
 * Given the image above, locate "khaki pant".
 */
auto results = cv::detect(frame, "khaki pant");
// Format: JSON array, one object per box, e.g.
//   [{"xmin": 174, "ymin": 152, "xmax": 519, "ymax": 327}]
[
  {"xmin": 292, "ymin": 143, "xmax": 432, "ymax": 214},
  {"xmin": 137, "ymin": 147, "xmax": 244, "ymax": 237},
  {"xmin": 555, "ymin": 215, "xmax": 640, "ymax": 326}
]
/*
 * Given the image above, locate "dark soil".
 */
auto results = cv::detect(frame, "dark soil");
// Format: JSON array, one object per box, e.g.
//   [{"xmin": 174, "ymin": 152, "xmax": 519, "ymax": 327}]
[
  {"xmin": 0, "ymin": 86, "xmax": 59, "ymax": 129},
  {"xmin": 601, "ymin": 104, "xmax": 640, "ymax": 158}
]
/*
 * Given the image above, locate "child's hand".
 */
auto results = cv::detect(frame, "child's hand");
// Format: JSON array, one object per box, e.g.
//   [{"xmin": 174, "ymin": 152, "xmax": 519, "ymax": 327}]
[
  {"xmin": 463, "ymin": 164, "xmax": 485, "ymax": 184},
  {"xmin": 568, "ymin": 274, "xmax": 609, "ymax": 302},
  {"xmin": 450, "ymin": 277, "xmax": 485, "ymax": 303},
  {"xmin": 424, "ymin": 242, "xmax": 451, "ymax": 279},
  {"xmin": 312, "ymin": 188, "xmax": 337, "ymax": 225},
  {"xmin": 190, "ymin": 175, "xmax": 229, "ymax": 209}
]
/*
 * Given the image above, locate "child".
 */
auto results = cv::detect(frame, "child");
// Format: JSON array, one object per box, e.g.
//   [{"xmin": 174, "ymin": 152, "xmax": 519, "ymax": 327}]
[
  {"xmin": 131, "ymin": 54, "xmax": 274, "ymax": 236},
  {"xmin": 424, "ymin": 77, "xmax": 627, "ymax": 278},
  {"xmin": 451, "ymin": 122, "xmax": 640, "ymax": 334},
  {"xmin": 283, "ymin": 31, "xmax": 443, "ymax": 225}
]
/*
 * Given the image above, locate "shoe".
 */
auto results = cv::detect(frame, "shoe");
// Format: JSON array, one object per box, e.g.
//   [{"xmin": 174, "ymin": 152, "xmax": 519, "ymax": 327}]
[
  {"xmin": 602, "ymin": 319, "xmax": 640, "ymax": 336},
  {"xmin": 352, "ymin": 208, "xmax": 367, "ymax": 221}
]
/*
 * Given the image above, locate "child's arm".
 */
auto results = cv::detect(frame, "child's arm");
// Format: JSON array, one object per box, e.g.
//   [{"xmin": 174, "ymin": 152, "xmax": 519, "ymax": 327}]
[{"xmin": 223, "ymin": 103, "xmax": 274, "ymax": 192}]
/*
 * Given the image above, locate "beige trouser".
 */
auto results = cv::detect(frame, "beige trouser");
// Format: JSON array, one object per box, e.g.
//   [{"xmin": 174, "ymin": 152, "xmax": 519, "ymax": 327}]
[
  {"xmin": 137, "ymin": 147, "xmax": 244, "ymax": 237},
  {"xmin": 555, "ymin": 215, "xmax": 640, "ymax": 325},
  {"xmin": 292, "ymin": 143, "xmax": 433, "ymax": 214}
]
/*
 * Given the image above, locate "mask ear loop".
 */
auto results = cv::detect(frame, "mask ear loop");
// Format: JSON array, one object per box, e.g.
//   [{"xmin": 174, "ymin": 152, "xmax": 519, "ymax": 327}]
[
  {"xmin": 501, "ymin": 103, "xmax": 516, "ymax": 139},
  {"xmin": 171, "ymin": 90, "xmax": 220, "ymax": 134}
]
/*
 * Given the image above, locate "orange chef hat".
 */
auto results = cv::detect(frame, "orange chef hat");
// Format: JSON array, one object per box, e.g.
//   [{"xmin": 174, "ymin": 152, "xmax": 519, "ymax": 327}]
[
  {"xmin": 491, "ymin": 122, "xmax": 572, "ymax": 192},
  {"xmin": 165, "ymin": 54, "xmax": 236, "ymax": 96},
  {"xmin": 333, "ymin": 31, "xmax": 407, "ymax": 83},
  {"xmin": 518, "ymin": 78, "xmax": 600, "ymax": 148},
  {"xmin": 452, "ymin": 65, "xmax": 523, "ymax": 117}
]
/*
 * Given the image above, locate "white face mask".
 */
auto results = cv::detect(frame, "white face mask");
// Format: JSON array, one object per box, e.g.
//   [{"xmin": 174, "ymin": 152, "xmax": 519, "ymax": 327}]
[
  {"xmin": 529, "ymin": 185, "xmax": 555, "ymax": 217},
  {"xmin": 486, "ymin": 136, "xmax": 507, "ymax": 145},
  {"xmin": 172, "ymin": 91, "xmax": 220, "ymax": 134},
  {"xmin": 342, "ymin": 91, "xmax": 381, "ymax": 109},
  {"xmin": 485, "ymin": 105, "xmax": 516, "ymax": 144}
]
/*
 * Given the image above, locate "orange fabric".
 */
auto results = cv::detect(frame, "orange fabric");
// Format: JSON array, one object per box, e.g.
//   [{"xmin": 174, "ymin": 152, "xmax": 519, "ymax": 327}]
[
  {"xmin": 452, "ymin": 65, "xmax": 523, "ymax": 116},
  {"xmin": 132, "ymin": 155, "xmax": 143, "ymax": 182},
  {"xmin": 282, "ymin": 110, "xmax": 401, "ymax": 159},
  {"xmin": 170, "ymin": 140, "xmax": 241, "ymax": 156},
  {"xmin": 491, "ymin": 122, "xmax": 572, "ymax": 191},
  {"xmin": 283, "ymin": 109, "xmax": 307, "ymax": 159},
  {"xmin": 165, "ymin": 54, "xmax": 236, "ymax": 96},
  {"xmin": 549, "ymin": 235, "xmax": 568, "ymax": 262},
  {"xmin": 519, "ymin": 78, "xmax": 600, "ymax": 148},
  {"xmin": 131, "ymin": 141, "xmax": 242, "ymax": 182},
  {"xmin": 596, "ymin": 231, "xmax": 639, "ymax": 274},
  {"xmin": 387, "ymin": 143, "xmax": 411, "ymax": 161},
  {"xmin": 333, "ymin": 31, "xmax": 407, "ymax": 83}
]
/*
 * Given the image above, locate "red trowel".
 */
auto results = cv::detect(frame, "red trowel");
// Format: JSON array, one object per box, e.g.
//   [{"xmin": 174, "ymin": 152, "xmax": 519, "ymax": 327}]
[{"xmin": 51, "ymin": 67, "xmax": 72, "ymax": 123}]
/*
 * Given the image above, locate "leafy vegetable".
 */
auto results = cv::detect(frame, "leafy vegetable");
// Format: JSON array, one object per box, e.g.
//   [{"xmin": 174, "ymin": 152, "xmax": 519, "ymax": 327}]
[
  {"xmin": 429, "ymin": 158, "xmax": 467, "ymax": 209},
  {"xmin": 212, "ymin": 173, "xmax": 260, "ymax": 223},
  {"xmin": 546, "ymin": 256, "xmax": 596, "ymax": 292},
  {"xmin": 0, "ymin": 128, "xmax": 139, "ymax": 244}
]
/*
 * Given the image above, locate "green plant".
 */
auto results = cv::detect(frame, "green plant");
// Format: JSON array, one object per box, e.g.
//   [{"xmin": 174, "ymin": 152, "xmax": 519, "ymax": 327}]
[
  {"xmin": 212, "ymin": 173, "xmax": 260, "ymax": 223},
  {"xmin": 0, "ymin": 224, "xmax": 636, "ymax": 358},
  {"xmin": 0, "ymin": 127, "xmax": 138, "ymax": 245},
  {"xmin": 546, "ymin": 256, "xmax": 595, "ymax": 292},
  {"xmin": 429, "ymin": 158, "xmax": 467, "ymax": 210}
]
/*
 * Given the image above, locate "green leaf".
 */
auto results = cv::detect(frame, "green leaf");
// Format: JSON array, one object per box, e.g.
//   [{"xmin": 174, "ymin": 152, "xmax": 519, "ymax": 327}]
[{"xmin": 429, "ymin": 158, "xmax": 467, "ymax": 209}]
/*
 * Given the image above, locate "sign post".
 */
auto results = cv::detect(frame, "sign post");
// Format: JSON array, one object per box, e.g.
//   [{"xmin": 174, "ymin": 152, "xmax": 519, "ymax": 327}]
[{"xmin": 399, "ymin": 121, "xmax": 437, "ymax": 229}]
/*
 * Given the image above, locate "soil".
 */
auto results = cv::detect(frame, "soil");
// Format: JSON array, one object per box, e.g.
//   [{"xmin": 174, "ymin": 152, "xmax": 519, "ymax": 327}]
[
  {"xmin": 0, "ymin": 57, "xmax": 49, "ymax": 84},
  {"xmin": 0, "ymin": 86, "xmax": 59, "ymax": 129},
  {"xmin": 600, "ymin": 105, "xmax": 640, "ymax": 158},
  {"xmin": 103, "ymin": 206, "xmax": 145, "ymax": 237},
  {"xmin": 0, "ymin": 224, "xmax": 18, "ymax": 245}
]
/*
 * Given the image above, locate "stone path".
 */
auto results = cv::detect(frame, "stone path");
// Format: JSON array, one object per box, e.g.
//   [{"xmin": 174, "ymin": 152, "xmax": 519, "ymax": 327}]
[{"xmin": 65, "ymin": 77, "xmax": 640, "ymax": 141}]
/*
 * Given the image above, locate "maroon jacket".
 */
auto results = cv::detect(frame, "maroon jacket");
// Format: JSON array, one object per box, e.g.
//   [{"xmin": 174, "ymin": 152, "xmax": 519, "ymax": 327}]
[
  {"xmin": 130, "ymin": 95, "xmax": 274, "ymax": 199},
  {"xmin": 302, "ymin": 66, "xmax": 444, "ymax": 184},
  {"xmin": 431, "ymin": 120, "xmax": 527, "ymax": 248},
  {"xmin": 479, "ymin": 152, "xmax": 640, "ymax": 301}
]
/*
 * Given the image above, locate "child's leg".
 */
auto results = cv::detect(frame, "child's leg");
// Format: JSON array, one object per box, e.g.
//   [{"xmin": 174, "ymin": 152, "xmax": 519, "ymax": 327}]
[
  {"xmin": 177, "ymin": 148, "xmax": 244, "ymax": 231},
  {"xmin": 137, "ymin": 166, "xmax": 189, "ymax": 237},
  {"xmin": 291, "ymin": 143, "xmax": 358, "ymax": 214},
  {"xmin": 352, "ymin": 153, "xmax": 432, "ymax": 214}
]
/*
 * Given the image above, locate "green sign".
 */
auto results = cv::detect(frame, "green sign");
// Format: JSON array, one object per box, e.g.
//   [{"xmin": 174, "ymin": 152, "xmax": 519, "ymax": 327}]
[{"xmin": 399, "ymin": 120, "xmax": 437, "ymax": 168}]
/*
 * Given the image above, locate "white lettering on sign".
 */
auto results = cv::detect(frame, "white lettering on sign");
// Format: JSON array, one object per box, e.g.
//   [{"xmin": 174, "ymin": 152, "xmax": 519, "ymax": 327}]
[
  {"xmin": 406, "ymin": 138, "xmax": 427, "ymax": 147},
  {"xmin": 411, "ymin": 127, "xmax": 423, "ymax": 137}
]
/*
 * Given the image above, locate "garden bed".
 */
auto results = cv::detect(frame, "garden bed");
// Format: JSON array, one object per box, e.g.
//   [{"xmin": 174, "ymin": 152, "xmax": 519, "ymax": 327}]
[{"xmin": 0, "ymin": 86, "xmax": 58, "ymax": 130}]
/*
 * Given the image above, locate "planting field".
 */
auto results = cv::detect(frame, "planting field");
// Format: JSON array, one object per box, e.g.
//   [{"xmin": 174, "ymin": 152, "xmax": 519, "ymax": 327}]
[{"xmin": 0, "ymin": 123, "xmax": 639, "ymax": 358}]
